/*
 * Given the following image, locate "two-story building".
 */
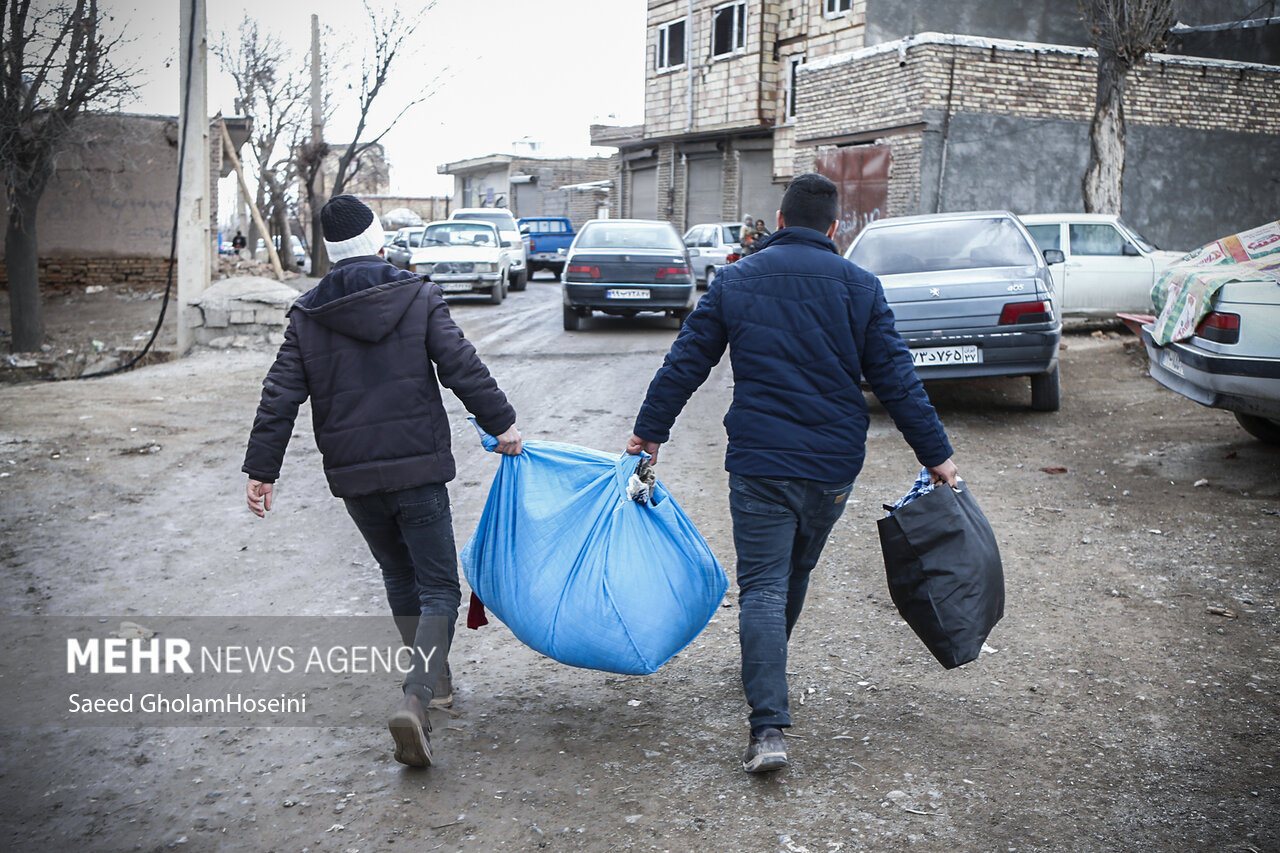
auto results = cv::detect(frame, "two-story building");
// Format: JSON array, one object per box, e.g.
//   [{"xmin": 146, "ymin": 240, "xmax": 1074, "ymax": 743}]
[{"xmin": 595, "ymin": 0, "xmax": 1280, "ymax": 251}]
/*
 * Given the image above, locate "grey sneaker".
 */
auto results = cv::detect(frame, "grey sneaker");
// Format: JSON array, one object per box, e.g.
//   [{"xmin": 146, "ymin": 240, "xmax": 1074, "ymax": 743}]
[
  {"xmin": 429, "ymin": 666, "xmax": 453, "ymax": 709},
  {"xmin": 742, "ymin": 727, "xmax": 788, "ymax": 773},
  {"xmin": 388, "ymin": 693, "xmax": 432, "ymax": 767}
]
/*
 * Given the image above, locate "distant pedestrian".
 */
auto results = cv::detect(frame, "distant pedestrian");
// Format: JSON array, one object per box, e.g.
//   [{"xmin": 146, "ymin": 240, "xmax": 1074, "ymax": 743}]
[
  {"xmin": 740, "ymin": 215, "xmax": 759, "ymax": 254},
  {"xmin": 242, "ymin": 194, "xmax": 523, "ymax": 768},
  {"xmin": 231, "ymin": 230, "xmax": 247, "ymax": 257},
  {"xmin": 626, "ymin": 173, "xmax": 957, "ymax": 773}
]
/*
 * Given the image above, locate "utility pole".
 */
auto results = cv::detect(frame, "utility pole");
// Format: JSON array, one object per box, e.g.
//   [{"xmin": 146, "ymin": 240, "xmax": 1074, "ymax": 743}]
[
  {"xmin": 308, "ymin": 13, "xmax": 325, "ymax": 274},
  {"xmin": 177, "ymin": 0, "xmax": 210, "ymax": 355}
]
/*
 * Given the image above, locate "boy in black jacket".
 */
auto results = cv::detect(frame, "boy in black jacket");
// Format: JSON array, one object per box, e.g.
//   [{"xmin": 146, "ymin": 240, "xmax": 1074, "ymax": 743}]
[{"xmin": 243, "ymin": 195, "xmax": 522, "ymax": 767}]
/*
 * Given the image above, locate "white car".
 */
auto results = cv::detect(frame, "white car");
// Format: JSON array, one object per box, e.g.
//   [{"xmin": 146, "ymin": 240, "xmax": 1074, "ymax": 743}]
[
  {"xmin": 1141, "ymin": 223, "xmax": 1280, "ymax": 444},
  {"xmin": 1020, "ymin": 213, "xmax": 1184, "ymax": 319},
  {"xmin": 682, "ymin": 222, "xmax": 744, "ymax": 288},
  {"xmin": 408, "ymin": 220, "xmax": 510, "ymax": 304},
  {"xmin": 450, "ymin": 208, "xmax": 527, "ymax": 291}
]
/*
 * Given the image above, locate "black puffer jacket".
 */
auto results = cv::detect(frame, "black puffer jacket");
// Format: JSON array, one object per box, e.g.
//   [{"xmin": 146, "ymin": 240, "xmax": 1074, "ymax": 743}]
[{"xmin": 243, "ymin": 257, "xmax": 515, "ymax": 497}]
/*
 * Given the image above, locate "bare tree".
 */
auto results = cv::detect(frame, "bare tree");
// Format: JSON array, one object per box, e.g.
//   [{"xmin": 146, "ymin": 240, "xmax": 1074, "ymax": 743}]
[
  {"xmin": 1079, "ymin": 0, "xmax": 1177, "ymax": 214},
  {"xmin": 1, "ymin": 0, "xmax": 133, "ymax": 352},
  {"xmin": 302, "ymin": 1, "xmax": 444, "ymax": 277},
  {"xmin": 214, "ymin": 17, "xmax": 307, "ymax": 271}
]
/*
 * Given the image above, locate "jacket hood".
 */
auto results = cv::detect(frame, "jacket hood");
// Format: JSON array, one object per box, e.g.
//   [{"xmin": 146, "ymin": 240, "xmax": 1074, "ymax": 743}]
[{"xmin": 293, "ymin": 257, "xmax": 425, "ymax": 343}]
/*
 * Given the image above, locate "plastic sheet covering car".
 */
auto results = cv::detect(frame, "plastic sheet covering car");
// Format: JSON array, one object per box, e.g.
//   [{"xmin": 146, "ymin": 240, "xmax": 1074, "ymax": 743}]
[
  {"xmin": 1151, "ymin": 220, "xmax": 1280, "ymax": 345},
  {"xmin": 460, "ymin": 425, "xmax": 727, "ymax": 675}
]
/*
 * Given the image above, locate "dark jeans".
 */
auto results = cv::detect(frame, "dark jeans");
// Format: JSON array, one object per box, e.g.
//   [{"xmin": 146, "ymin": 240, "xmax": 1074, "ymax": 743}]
[
  {"xmin": 729, "ymin": 473, "xmax": 852, "ymax": 730},
  {"xmin": 343, "ymin": 483, "xmax": 458, "ymax": 704}
]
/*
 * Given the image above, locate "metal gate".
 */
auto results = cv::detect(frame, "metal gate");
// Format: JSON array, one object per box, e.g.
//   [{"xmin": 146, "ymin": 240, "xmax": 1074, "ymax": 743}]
[
  {"xmin": 630, "ymin": 165, "xmax": 658, "ymax": 220},
  {"xmin": 685, "ymin": 156, "xmax": 723, "ymax": 228},
  {"xmin": 816, "ymin": 145, "xmax": 890, "ymax": 254}
]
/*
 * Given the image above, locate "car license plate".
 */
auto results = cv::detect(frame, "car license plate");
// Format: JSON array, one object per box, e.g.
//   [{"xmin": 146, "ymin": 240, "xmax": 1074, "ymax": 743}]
[
  {"xmin": 606, "ymin": 289, "xmax": 650, "ymax": 299},
  {"xmin": 910, "ymin": 345, "xmax": 981, "ymax": 366},
  {"xmin": 440, "ymin": 281, "xmax": 473, "ymax": 293},
  {"xmin": 1160, "ymin": 348, "xmax": 1184, "ymax": 376}
]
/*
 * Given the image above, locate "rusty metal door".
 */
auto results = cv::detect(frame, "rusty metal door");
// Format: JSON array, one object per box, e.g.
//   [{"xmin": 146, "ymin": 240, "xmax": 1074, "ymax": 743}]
[{"xmin": 816, "ymin": 145, "xmax": 890, "ymax": 254}]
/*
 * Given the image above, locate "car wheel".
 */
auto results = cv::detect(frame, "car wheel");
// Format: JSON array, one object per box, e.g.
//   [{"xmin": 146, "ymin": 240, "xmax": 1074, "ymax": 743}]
[
  {"xmin": 702, "ymin": 266, "xmax": 715, "ymax": 291},
  {"xmin": 510, "ymin": 268, "xmax": 527, "ymax": 292},
  {"xmin": 672, "ymin": 309, "xmax": 690, "ymax": 329},
  {"xmin": 1234, "ymin": 412, "xmax": 1280, "ymax": 444},
  {"xmin": 563, "ymin": 304, "xmax": 582, "ymax": 331},
  {"xmin": 551, "ymin": 263, "xmax": 565, "ymax": 280},
  {"xmin": 490, "ymin": 281, "xmax": 504, "ymax": 304},
  {"xmin": 1030, "ymin": 365, "xmax": 1061, "ymax": 412}
]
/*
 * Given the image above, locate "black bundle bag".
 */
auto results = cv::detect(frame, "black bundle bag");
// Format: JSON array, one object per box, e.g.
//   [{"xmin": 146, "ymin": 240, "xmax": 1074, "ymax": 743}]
[{"xmin": 876, "ymin": 481, "xmax": 1004, "ymax": 669}]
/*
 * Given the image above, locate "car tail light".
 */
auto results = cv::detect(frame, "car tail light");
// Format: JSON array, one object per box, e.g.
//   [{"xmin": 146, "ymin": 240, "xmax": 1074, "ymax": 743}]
[
  {"xmin": 529, "ymin": 238, "xmax": 537, "ymax": 252},
  {"xmin": 566, "ymin": 264, "xmax": 601, "ymax": 281},
  {"xmin": 655, "ymin": 265, "xmax": 691, "ymax": 282},
  {"xmin": 726, "ymin": 253, "xmax": 741, "ymax": 263},
  {"xmin": 1196, "ymin": 311, "xmax": 1240, "ymax": 344},
  {"xmin": 998, "ymin": 300, "xmax": 1052, "ymax": 325}
]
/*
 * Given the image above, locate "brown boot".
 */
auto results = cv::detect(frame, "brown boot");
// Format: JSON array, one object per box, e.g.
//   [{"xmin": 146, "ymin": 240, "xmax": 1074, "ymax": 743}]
[{"xmin": 388, "ymin": 693, "xmax": 431, "ymax": 767}]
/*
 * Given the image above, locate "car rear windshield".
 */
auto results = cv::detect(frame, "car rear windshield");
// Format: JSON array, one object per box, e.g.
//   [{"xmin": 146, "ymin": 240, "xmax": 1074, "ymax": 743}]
[
  {"xmin": 575, "ymin": 222, "xmax": 682, "ymax": 251},
  {"xmin": 848, "ymin": 217, "xmax": 1038, "ymax": 275},
  {"xmin": 454, "ymin": 212, "xmax": 517, "ymax": 230}
]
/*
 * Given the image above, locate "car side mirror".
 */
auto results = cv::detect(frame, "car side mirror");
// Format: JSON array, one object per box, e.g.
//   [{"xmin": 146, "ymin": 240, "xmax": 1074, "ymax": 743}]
[
  {"xmin": 1121, "ymin": 242, "xmax": 1140, "ymax": 257},
  {"xmin": 1043, "ymin": 249, "xmax": 1065, "ymax": 265},
  {"xmin": 501, "ymin": 240, "xmax": 513, "ymax": 247}
]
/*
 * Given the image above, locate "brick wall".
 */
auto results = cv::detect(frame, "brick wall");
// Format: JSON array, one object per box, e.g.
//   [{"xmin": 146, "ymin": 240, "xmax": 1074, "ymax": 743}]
[
  {"xmin": 0, "ymin": 257, "xmax": 174, "ymax": 290},
  {"xmin": 799, "ymin": 37, "xmax": 1280, "ymax": 143},
  {"xmin": 795, "ymin": 35, "xmax": 1280, "ymax": 221}
]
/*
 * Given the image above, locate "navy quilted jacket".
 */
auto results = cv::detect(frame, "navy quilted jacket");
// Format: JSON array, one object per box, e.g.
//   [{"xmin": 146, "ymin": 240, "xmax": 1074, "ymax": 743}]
[
  {"xmin": 243, "ymin": 257, "xmax": 515, "ymax": 497},
  {"xmin": 633, "ymin": 227, "xmax": 951, "ymax": 483}
]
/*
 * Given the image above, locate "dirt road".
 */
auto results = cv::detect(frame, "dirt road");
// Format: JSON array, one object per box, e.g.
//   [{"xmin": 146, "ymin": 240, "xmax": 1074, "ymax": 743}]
[{"xmin": 1, "ymin": 278, "xmax": 1277, "ymax": 852}]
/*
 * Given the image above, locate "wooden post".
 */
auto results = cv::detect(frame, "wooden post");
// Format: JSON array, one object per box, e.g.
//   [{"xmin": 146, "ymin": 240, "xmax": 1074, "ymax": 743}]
[{"xmin": 220, "ymin": 120, "xmax": 285, "ymax": 280}]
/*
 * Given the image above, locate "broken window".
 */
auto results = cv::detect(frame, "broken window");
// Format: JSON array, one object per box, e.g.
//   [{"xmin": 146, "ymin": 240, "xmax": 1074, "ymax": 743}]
[
  {"xmin": 711, "ymin": 2, "xmax": 746, "ymax": 58},
  {"xmin": 657, "ymin": 18, "xmax": 686, "ymax": 70}
]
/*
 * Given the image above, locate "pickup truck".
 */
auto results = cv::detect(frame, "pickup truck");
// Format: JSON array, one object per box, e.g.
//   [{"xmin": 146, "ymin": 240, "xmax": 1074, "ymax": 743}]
[{"xmin": 517, "ymin": 217, "xmax": 575, "ymax": 278}]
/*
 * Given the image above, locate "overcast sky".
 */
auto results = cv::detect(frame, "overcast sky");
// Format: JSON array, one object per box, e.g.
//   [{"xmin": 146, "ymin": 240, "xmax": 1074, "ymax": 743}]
[{"xmin": 114, "ymin": 0, "xmax": 647, "ymax": 197}]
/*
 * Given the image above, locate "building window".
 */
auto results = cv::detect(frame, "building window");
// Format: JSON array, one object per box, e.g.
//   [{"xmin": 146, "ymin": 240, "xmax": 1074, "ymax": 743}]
[
  {"xmin": 824, "ymin": 0, "xmax": 852, "ymax": 17},
  {"xmin": 785, "ymin": 54, "xmax": 805, "ymax": 122},
  {"xmin": 711, "ymin": 2, "xmax": 746, "ymax": 58},
  {"xmin": 657, "ymin": 18, "xmax": 686, "ymax": 70}
]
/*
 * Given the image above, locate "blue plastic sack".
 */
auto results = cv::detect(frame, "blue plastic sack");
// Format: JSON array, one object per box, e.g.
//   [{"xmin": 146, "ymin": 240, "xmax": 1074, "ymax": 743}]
[{"xmin": 459, "ymin": 429, "xmax": 727, "ymax": 675}]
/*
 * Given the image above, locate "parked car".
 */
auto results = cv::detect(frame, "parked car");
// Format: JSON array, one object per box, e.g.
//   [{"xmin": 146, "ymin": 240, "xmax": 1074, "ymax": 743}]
[
  {"xmin": 561, "ymin": 219, "xmax": 696, "ymax": 331},
  {"xmin": 517, "ymin": 216, "xmax": 575, "ymax": 278},
  {"xmin": 1020, "ymin": 213, "xmax": 1185, "ymax": 319},
  {"xmin": 450, "ymin": 208, "xmax": 527, "ymax": 291},
  {"xmin": 384, "ymin": 226, "xmax": 424, "ymax": 270},
  {"xmin": 682, "ymin": 222, "xmax": 744, "ymax": 289},
  {"xmin": 407, "ymin": 219, "xmax": 510, "ymax": 304},
  {"xmin": 1140, "ymin": 222, "xmax": 1280, "ymax": 444},
  {"xmin": 255, "ymin": 234, "xmax": 311, "ymax": 274},
  {"xmin": 844, "ymin": 210, "xmax": 1064, "ymax": 410}
]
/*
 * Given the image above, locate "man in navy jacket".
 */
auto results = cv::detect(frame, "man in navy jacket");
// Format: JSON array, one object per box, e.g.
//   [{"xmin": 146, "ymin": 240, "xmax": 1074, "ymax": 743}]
[
  {"xmin": 627, "ymin": 173, "xmax": 958, "ymax": 772},
  {"xmin": 244, "ymin": 195, "xmax": 522, "ymax": 768}
]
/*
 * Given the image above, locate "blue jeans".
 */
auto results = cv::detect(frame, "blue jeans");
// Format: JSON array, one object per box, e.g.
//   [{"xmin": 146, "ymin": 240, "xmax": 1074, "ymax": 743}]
[
  {"xmin": 729, "ymin": 473, "xmax": 853, "ymax": 730},
  {"xmin": 343, "ymin": 483, "xmax": 458, "ymax": 704}
]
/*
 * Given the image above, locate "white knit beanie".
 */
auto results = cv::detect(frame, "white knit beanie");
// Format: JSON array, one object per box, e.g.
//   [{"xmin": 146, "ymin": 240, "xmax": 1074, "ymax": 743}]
[{"xmin": 321, "ymin": 194, "xmax": 384, "ymax": 262}]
